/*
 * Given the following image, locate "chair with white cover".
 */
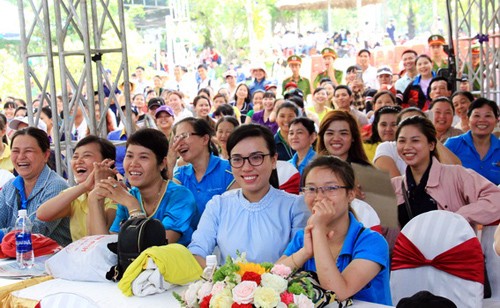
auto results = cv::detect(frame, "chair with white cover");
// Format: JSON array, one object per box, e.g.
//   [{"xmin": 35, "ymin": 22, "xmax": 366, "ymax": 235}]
[
  {"xmin": 482, "ymin": 224, "xmax": 500, "ymax": 299},
  {"xmin": 390, "ymin": 210, "xmax": 484, "ymax": 308},
  {"xmin": 351, "ymin": 199, "xmax": 382, "ymax": 233}
]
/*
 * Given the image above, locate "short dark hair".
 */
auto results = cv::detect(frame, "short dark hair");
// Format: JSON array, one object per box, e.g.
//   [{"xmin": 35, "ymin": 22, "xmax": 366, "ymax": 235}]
[
  {"xmin": 11, "ymin": 127, "xmax": 50, "ymax": 153},
  {"xmin": 290, "ymin": 117, "xmax": 316, "ymax": 135},
  {"xmin": 197, "ymin": 64, "xmax": 208, "ymax": 71},
  {"xmin": 467, "ymin": 97, "xmax": 499, "ymax": 118},
  {"xmin": 127, "ymin": 128, "xmax": 169, "ymax": 179},
  {"xmin": 401, "ymin": 49, "xmax": 418, "ymax": 57},
  {"xmin": 357, "ymin": 49, "xmax": 371, "ymax": 57},
  {"xmin": 75, "ymin": 135, "xmax": 116, "ymax": 161},
  {"xmin": 213, "ymin": 104, "xmax": 235, "ymax": 117},
  {"xmin": 430, "ymin": 96, "xmax": 455, "ymax": 114},
  {"xmin": 334, "ymin": 85, "xmax": 352, "ymax": 96}
]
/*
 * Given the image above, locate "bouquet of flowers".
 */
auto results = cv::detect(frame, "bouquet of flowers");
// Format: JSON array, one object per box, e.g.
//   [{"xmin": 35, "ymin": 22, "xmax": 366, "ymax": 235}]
[{"xmin": 174, "ymin": 253, "xmax": 317, "ymax": 308}]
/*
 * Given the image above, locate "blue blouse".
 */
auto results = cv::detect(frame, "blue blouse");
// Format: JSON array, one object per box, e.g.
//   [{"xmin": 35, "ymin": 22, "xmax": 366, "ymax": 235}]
[
  {"xmin": 188, "ymin": 186, "xmax": 309, "ymax": 264},
  {"xmin": 283, "ymin": 212, "xmax": 392, "ymax": 306},
  {"xmin": 174, "ymin": 154, "xmax": 234, "ymax": 223},
  {"xmin": 444, "ymin": 131, "xmax": 500, "ymax": 185},
  {"xmin": 110, "ymin": 181, "xmax": 198, "ymax": 246}
]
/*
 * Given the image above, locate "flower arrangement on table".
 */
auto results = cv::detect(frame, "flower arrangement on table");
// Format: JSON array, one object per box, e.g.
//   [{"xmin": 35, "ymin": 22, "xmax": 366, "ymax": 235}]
[{"xmin": 175, "ymin": 253, "xmax": 352, "ymax": 308}]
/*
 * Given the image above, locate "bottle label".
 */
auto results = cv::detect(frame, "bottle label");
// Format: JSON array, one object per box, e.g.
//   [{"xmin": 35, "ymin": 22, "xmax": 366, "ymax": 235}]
[{"xmin": 16, "ymin": 232, "xmax": 32, "ymax": 253}]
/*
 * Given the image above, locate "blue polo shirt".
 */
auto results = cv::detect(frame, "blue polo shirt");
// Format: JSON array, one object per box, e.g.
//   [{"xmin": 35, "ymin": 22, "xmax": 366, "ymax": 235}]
[
  {"xmin": 174, "ymin": 154, "xmax": 234, "ymax": 223},
  {"xmin": 444, "ymin": 131, "xmax": 500, "ymax": 185},
  {"xmin": 107, "ymin": 128, "xmax": 127, "ymax": 175},
  {"xmin": 288, "ymin": 147, "xmax": 316, "ymax": 175},
  {"xmin": 283, "ymin": 212, "xmax": 392, "ymax": 306}
]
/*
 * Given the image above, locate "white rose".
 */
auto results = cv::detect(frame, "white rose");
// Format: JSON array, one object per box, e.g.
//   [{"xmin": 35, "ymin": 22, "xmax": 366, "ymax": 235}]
[
  {"xmin": 210, "ymin": 289, "xmax": 233, "ymax": 308},
  {"xmin": 183, "ymin": 280, "xmax": 203, "ymax": 307},
  {"xmin": 260, "ymin": 273, "xmax": 288, "ymax": 293},
  {"xmin": 197, "ymin": 281, "xmax": 213, "ymax": 301},
  {"xmin": 294, "ymin": 293, "xmax": 314, "ymax": 308},
  {"xmin": 232, "ymin": 280, "xmax": 258, "ymax": 304}
]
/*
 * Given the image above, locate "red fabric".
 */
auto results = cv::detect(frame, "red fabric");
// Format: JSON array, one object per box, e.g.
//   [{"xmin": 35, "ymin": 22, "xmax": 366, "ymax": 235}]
[
  {"xmin": 486, "ymin": 220, "xmax": 499, "ymax": 226},
  {"xmin": 370, "ymin": 225, "xmax": 383, "ymax": 234},
  {"xmin": 279, "ymin": 172, "xmax": 301, "ymax": 195},
  {"xmin": 0, "ymin": 231, "xmax": 62, "ymax": 258},
  {"xmin": 391, "ymin": 233, "xmax": 484, "ymax": 284}
]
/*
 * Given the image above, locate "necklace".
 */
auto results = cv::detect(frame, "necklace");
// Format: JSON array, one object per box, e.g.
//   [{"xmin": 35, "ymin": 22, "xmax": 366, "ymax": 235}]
[{"xmin": 141, "ymin": 180, "xmax": 167, "ymax": 217}]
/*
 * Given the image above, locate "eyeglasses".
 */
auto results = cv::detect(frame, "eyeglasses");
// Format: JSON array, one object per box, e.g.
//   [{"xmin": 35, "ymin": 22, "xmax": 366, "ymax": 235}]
[
  {"xmin": 300, "ymin": 185, "xmax": 350, "ymax": 196},
  {"xmin": 229, "ymin": 153, "xmax": 271, "ymax": 168},
  {"xmin": 173, "ymin": 132, "xmax": 201, "ymax": 142}
]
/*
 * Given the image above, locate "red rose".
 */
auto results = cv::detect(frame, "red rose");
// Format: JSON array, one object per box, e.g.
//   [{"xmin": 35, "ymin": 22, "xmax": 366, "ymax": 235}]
[
  {"xmin": 232, "ymin": 303, "xmax": 253, "ymax": 308},
  {"xmin": 200, "ymin": 294, "xmax": 212, "ymax": 308},
  {"xmin": 280, "ymin": 291, "xmax": 294, "ymax": 305},
  {"xmin": 241, "ymin": 271, "xmax": 262, "ymax": 285}
]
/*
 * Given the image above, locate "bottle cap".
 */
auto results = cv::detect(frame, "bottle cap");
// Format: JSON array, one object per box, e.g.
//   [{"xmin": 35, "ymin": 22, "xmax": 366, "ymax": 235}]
[
  {"xmin": 206, "ymin": 255, "xmax": 217, "ymax": 266},
  {"xmin": 18, "ymin": 209, "xmax": 27, "ymax": 217}
]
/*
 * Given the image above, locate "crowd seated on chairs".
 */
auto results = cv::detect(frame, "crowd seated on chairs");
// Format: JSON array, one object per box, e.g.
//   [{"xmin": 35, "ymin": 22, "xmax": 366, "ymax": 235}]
[{"xmin": 1, "ymin": 38, "xmax": 500, "ymax": 307}]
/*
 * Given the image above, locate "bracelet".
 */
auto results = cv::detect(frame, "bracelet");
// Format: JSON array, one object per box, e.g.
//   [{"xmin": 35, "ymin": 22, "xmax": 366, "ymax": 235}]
[
  {"xmin": 129, "ymin": 212, "xmax": 146, "ymax": 219},
  {"xmin": 128, "ymin": 208, "xmax": 141, "ymax": 216},
  {"xmin": 291, "ymin": 253, "xmax": 300, "ymax": 269}
]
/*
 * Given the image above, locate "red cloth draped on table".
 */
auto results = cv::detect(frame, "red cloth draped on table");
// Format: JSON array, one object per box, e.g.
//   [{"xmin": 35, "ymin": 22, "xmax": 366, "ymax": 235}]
[{"xmin": 391, "ymin": 233, "xmax": 484, "ymax": 284}]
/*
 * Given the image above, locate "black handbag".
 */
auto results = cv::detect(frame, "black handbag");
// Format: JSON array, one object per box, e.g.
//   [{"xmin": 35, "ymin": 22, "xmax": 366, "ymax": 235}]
[{"xmin": 106, "ymin": 216, "xmax": 167, "ymax": 282}]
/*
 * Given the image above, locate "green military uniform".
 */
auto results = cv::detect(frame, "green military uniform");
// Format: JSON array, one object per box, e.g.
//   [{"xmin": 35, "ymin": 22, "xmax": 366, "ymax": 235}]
[
  {"xmin": 282, "ymin": 76, "xmax": 311, "ymax": 97},
  {"xmin": 313, "ymin": 70, "xmax": 343, "ymax": 89},
  {"xmin": 432, "ymin": 59, "xmax": 448, "ymax": 73},
  {"xmin": 428, "ymin": 34, "xmax": 448, "ymax": 73}
]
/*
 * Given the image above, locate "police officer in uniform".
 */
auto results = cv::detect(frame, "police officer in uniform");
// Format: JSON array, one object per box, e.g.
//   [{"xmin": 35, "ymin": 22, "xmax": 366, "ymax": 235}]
[
  {"xmin": 281, "ymin": 55, "xmax": 311, "ymax": 97},
  {"xmin": 428, "ymin": 34, "xmax": 448, "ymax": 72},
  {"xmin": 313, "ymin": 47, "xmax": 343, "ymax": 89}
]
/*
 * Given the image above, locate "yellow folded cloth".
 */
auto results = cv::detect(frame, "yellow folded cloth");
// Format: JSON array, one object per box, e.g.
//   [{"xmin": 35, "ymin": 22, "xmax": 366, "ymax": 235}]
[{"xmin": 118, "ymin": 244, "xmax": 202, "ymax": 296}]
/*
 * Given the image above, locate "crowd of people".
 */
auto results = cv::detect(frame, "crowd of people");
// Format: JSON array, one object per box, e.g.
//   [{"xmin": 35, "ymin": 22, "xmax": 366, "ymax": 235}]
[{"xmin": 0, "ymin": 32, "xmax": 499, "ymax": 306}]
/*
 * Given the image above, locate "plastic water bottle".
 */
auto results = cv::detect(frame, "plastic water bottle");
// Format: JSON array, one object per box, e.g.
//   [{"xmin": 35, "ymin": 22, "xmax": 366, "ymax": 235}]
[
  {"xmin": 15, "ymin": 209, "xmax": 34, "ymax": 269},
  {"xmin": 202, "ymin": 255, "xmax": 217, "ymax": 281}
]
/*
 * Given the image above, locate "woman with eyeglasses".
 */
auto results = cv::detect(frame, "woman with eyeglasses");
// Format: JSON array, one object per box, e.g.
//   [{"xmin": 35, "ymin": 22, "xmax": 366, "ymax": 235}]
[
  {"xmin": 277, "ymin": 156, "xmax": 391, "ymax": 305},
  {"xmin": 168, "ymin": 117, "xmax": 236, "ymax": 222},
  {"xmin": 188, "ymin": 124, "xmax": 308, "ymax": 265}
]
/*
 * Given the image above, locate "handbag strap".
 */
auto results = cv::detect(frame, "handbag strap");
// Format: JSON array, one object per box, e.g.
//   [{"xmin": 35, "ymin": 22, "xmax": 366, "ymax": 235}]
[{"xmin": 401, "ymin": 176, "xmax": 414, "ymax": 220}]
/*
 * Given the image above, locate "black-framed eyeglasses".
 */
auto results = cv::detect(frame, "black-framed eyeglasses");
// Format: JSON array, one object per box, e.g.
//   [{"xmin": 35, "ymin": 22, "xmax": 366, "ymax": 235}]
[
  {"xmin": 300, "ymin": 185, "xmax": 350, "ymax": 196},
  {"xmin": 173, "ymin": 132, "xmax": 201, "ymax": 142},
  {"xmin": 229, "ymin": 153, "xmax": 271, "ymax": 168}
]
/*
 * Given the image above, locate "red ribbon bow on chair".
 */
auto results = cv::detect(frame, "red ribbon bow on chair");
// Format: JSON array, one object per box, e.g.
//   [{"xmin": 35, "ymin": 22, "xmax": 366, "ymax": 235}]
[{"xmin": 391, "ymin": 233, "xmax": 484, "ymax": 284}]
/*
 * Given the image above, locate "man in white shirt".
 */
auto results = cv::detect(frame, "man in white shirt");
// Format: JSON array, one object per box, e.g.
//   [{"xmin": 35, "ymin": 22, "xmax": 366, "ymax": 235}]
[
  {"xmin": 395, "ymin": 49, "xmax": 418, "ymax": 93},
  {"xmin": 356, "ymin": 49, "xmax": 378, "ymax": 89}
]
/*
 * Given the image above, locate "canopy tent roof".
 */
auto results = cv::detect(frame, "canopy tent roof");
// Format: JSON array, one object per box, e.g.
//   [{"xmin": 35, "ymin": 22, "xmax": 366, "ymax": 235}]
[
  {"xmin": 276, "ymin": 0, "xmax": 383, "ymax": 10},
  {"xmin": 0, "ymin": 0, "xmax": 20, "ymax": 40}
]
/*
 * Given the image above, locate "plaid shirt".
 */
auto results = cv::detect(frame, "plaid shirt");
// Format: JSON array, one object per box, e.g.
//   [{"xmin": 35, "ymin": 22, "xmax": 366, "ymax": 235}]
[{"xmin": 0, "ymin": 165, "xmax": 71, "ymax": 246}]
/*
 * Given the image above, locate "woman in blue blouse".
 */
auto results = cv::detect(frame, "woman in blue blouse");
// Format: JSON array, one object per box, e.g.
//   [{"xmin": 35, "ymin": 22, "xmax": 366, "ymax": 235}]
[
  {"xmin": 445, "ymin": 97, "xmax": 500, "ymax": 185},
  {"xmin": 169, "ymin": 117, "xmax": 236, "ymax": 223},
  {"xmin": 278, "ymin": 156, "xmax": 391, "ymax": 305},
  {"xmin": 88, "ymin": 128, "xmax": 197, "ymax": 246},
  {"xmin": 188, "ymin": 124, "xmax": 309, "ymax": 266}
]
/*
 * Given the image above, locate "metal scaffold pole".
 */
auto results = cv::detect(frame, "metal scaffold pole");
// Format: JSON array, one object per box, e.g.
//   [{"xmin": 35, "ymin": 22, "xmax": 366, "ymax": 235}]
[
  {"xmin": 454, "ymin": 0, "xmax": 500, "ymax": 101},
  {"xmin": 17, "ymin": 0, "xmax": 132, "ymax": 182}
]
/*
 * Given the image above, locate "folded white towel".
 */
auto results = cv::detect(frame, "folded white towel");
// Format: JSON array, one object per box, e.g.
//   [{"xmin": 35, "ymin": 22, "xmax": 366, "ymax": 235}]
[{"xmin": 131, "ymin": 258, "xmax": 173, "ymax": 296}]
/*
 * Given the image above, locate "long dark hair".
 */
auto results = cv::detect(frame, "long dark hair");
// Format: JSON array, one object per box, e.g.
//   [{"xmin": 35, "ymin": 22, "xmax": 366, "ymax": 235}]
[
  {"xmin": 226, "ymin": 124, "xmax": 279, "ymax": 189},
  {"xmin": 396, "ymin": 116, "xmax": 440, "ymax": 160},
  {"xmin": 366, "ymin": 106, "xmax": 401, "ymax": 144},
  {"xmin": 233, "ymin": 83, "xmax": 251, "ymax": 105}
]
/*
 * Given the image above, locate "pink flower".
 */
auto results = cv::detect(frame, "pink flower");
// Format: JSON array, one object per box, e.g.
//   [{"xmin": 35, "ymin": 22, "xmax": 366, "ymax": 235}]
[
  {"xmin": 232, "ymin": 280, "xmax": 258, "ymax": 304},
  {"xmin": 280, "ymin": 291, "xmax": 294, "ymax": 305},
  {"xmin": 270, "ymin": 264, "xmax": 292, "ymax": 278},
  {"xmin": 294, "ymin": 294, "xmax": 314, "ymax": 308},
  {"xmin": 211, "ymin": 281, "xmax": 226, "ymax": 296}
]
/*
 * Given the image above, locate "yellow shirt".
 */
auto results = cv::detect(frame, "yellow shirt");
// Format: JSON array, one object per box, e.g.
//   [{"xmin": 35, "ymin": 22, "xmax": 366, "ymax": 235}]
[
  {"xmin": 0, "ymin": 144, "xmax": 13, "ymax": 173},
  {"xmin": 363, "ymin": 142, "xmax": 380, "ymax": 163},
  {"xmin": 70, "ymin": 192, "xmax": 117, "ymax": 241},
  {"xmin": 306, "ymin": 106, "xmax": 332, "ymax": 123}
]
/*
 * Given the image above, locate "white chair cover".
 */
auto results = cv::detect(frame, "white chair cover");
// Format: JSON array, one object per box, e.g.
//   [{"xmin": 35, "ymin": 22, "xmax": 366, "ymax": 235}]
[
  {"xmin": 39, "ymin": 293, "xmax": 98, "ymax": 308},
  {"xmin": 482, "ymin": 225, "xmax": 500, "ymax": 299},
  {"xmin": 390, "ymin": 210, "xmax": 483, "ymax": 308},
  {"xmin": 351, "ymin": 199, "xmax": 381, "ymax": 230}
]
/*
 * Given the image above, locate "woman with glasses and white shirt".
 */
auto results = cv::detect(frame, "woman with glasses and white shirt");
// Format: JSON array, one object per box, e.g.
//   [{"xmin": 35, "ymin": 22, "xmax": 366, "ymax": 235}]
[
  {"xmin": 278, "ymin": 156, "xmax": 391, "ymax": 306},
  {"xmin": 168, "ymin": 117, "xmax": 236, "ymax": 223},
  {"xmin": 188, "ymin": 124, "xmax": 308, "ymax": 265}
]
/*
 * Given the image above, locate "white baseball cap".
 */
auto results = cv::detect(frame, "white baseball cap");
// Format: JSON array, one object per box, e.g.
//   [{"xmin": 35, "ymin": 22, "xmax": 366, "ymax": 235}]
[{"xmin": 9, "ymin": 116, "xmax": 47, "ymax": 133}]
